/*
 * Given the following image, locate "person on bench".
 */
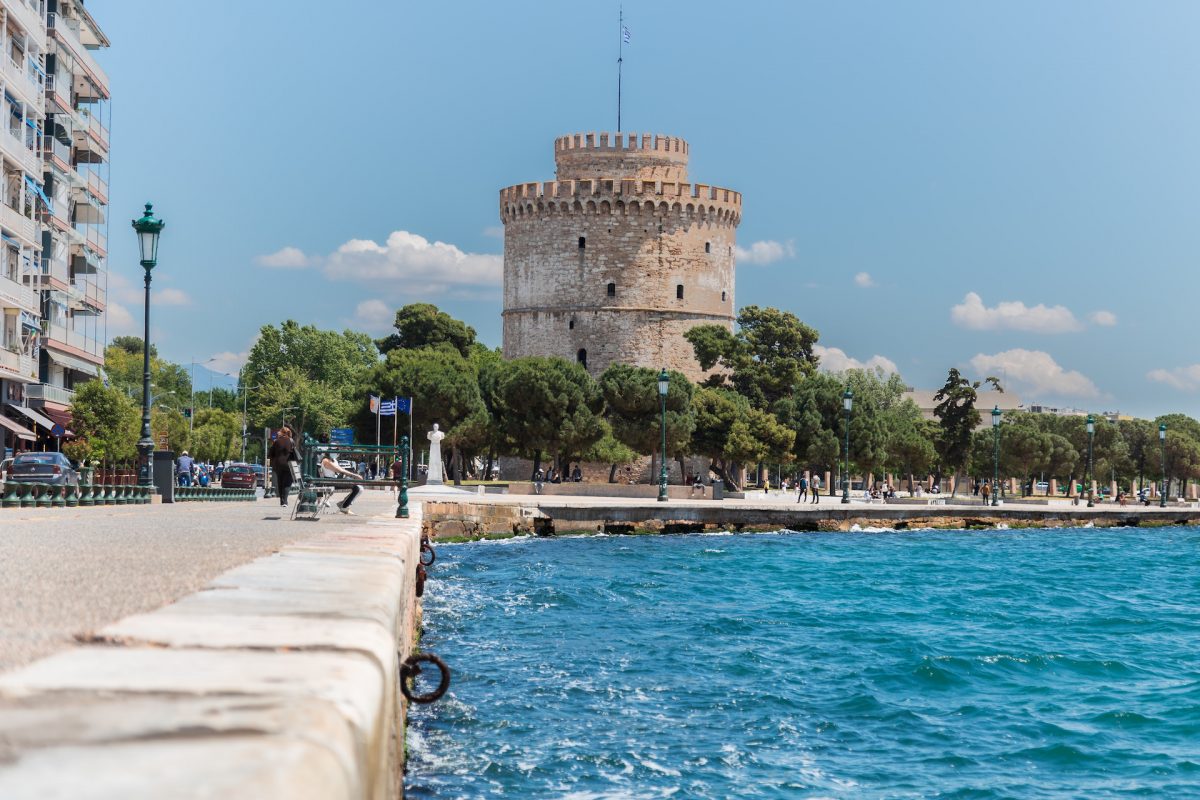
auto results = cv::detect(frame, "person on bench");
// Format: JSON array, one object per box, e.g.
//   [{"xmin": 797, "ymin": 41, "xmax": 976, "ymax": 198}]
[{"xmin": 320, "ymin": 452, "xmax": 363, "ymax": 515}]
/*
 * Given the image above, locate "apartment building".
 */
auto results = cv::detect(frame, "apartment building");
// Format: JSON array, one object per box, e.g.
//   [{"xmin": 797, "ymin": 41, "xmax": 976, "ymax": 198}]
[{"xmin": 0, "ymin": 0, "xmax": 108, "ymax": 455}]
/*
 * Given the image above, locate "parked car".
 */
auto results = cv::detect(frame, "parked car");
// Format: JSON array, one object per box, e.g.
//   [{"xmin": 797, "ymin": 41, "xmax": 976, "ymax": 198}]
[
  {"xmin": 220, "ymin": 463, "xmax": 258, "ymax": 490},
  {"xmin": 6, "ymin": 452, "xmax": 79, "ymax": 487},
  {"xmin": 0, "ymin": 457, "xmax": 12, "ymax": 480},
  {"xmin": 247, "ymin": 463, "xmax": 265, "ymax": 488}
]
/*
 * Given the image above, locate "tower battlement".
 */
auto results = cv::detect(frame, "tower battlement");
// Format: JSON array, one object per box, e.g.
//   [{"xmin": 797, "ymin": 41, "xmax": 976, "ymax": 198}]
[
  {"xmin": 499, "ymin": 179, "xmax": 741, "ymax": 226},
  {"xmin": 554, "ymin": 131, "xmax": 690, "ymax": 182}
]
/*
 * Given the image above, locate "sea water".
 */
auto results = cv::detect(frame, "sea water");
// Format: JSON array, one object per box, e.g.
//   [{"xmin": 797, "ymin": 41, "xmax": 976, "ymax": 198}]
[{"xmin": 405, "ymin": 528, "xmax": 1200, "ymax": 798}]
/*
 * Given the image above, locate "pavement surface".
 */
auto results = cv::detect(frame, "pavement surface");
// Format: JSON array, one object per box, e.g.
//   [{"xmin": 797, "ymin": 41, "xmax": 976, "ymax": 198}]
[{"xmin": 0, "ymin": 490, "xmax": 401, "ymax": 673}]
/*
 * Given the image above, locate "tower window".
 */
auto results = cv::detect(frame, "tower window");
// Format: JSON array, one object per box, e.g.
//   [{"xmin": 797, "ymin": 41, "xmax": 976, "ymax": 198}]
[
  {"xmin": 577, "ymin": 349, "xmax": 588, "ymax": 369},
  {"xmin": 569, "ymin": 319, "xmax": 575, "ymax": 330},
  {"xmin": 705, "ymin": 242, "xmax": 711, "ymax": 253},
  {"xmin": 676, "ymin": 284, "xmax": 684, "ymax": 299},
  {"xmin": 606, "ymin": 282, "xmax": 616, "ymax": 297},
  {"xmin": 721, "ymin": 290, "xmax": 727, "ymax": 301},
  {"xmin": 578, "ymin": 236, "xmax": 586, "ymax": 249}
]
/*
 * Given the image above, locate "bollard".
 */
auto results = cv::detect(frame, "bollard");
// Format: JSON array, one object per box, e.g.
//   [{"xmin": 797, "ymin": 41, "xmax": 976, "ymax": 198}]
[
  {"xmin": 115, "ymin": 484, "xmax": 127, "ymax": 505},
  {"xmin": 79, "ymin": 482, "xmax": 93, "ymax": 507},
  {"xmin": 17, "ymin": 483, "xmax": 33, "ymax": 508},
  {"xmin": 66, "ymin": 484, "xmax": 79, "ymax": 508},
  {"xmin": 2, "ymin": 481, "xmax": 18, "ymax": 508},
  {"xmin": 396, "ymin": 435, "xmax": 410, "ymax": 519},
  {"xmin": 51, "ymin": 484, "xmax": 66, "ymax": 508},
  {"xmin": 103, "ymin": 484, "xmax": 115, "ymax": 505},
  {"xmin": 34, "ymin": 484, "xmax": 51, "ymax": 508}
]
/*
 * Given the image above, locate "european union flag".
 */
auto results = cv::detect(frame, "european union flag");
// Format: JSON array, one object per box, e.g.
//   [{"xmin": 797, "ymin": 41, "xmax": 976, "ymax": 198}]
[{"xmin": 395, "ymin": 397, "xmax": 412, "ymax": 414}]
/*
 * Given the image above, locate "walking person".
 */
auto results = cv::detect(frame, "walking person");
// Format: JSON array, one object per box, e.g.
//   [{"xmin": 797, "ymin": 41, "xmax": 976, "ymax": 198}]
[
  {"xmin": 390, "ymin": 454, "xmax": 404, "ymax": 494},
  {"xmin": 268, "ymin": 426, "xmax": 298, "ymax": 507},
  {"xmin": 797, "ymin": 474, "xmax": 808, "ymax": 503},
  {"xmin": 811, "ymin": 474, "xmax": 821, "ymax": 504},
  {"xmin": 981, "ymin": 481, "xmax": 991, "ymax": 505},
  {"xmin": 320, "ymin": 452, "xmax": 363, "ymax": 515}
]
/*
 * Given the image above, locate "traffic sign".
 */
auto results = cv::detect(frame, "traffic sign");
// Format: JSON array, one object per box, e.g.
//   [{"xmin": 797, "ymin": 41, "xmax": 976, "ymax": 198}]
[{"xmin": 50, "ymin": 423, "xmax": 65, "ymax": 438}]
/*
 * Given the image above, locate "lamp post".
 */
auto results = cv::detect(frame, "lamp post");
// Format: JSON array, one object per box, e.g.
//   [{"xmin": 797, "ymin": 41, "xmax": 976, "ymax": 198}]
[
  {"xmin": 1159, "ymin": 423, "xmax": 1167, "ymax": 508},
  {"xmin": 1085, "ymin": 414, "xmax": 1095, "ymax": 507},
  {"xmin": 131, "ymin": 203, "xmax": 164, "ymax": 490},
  {"xmin": 991, "ymin": 405, "xmax": 1001, "ymax": 507},
  {"xmin": 841, "ymin": 387, "xmax": 853, "ymax": 504},
  {"xmin": 657, "ymin": 368, "xmax": 669, "ymax": 503}
]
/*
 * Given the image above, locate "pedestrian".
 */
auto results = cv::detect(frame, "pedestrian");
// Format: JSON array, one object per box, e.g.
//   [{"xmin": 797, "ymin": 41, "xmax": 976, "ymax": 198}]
[
  {"xmin": 797, "ymin": 474, "xmax": 808, "ymax": 503},
  {"xmin": 533, "ymin": 467, "xmax": 544, "ymax": 495},
  {"xmin": 176, "ymin": 450, "xmax": 194, "ymax": 487},
  {"xmin": 268, "ymin": 426, "xmax": 298, "ymax": 507},
  {"xmin": 981, "ymin": 482, "xmax": 991, "ymax": 504},
  {"xmin": 571, "ymin": 463, "xmax": 582, "ymax": 482},
  {"xmin": 390, "ymin": 455, "xmax": 404, "ymax": 493},
  {"xmin": 811, "ymin": 474, "xmax": 821, "ymax": 504},
  {"xmin": 320, "ymin": 452, "xmax": 362, "ymax": 515}
]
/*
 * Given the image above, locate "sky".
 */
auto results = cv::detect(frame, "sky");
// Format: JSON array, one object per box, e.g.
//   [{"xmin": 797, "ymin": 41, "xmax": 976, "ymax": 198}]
[{"xmin": 90, "ymin": 0, "xmax": 1200, "ymax": 418}]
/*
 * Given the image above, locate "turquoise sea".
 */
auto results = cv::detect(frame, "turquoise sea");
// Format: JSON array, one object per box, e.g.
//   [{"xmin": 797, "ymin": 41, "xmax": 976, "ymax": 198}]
[{"xmin": 405, "ymin": 527, "xmax": 1200, "ymax": 798}]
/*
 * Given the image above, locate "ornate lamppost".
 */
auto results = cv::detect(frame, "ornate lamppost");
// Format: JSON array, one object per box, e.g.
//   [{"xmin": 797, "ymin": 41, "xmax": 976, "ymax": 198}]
[
  {"xmin": 1159, "ymin": 423, "xmax": 1167, "ymax": 508},
  {"xmin": 991, "ymin": 405, "xmax": 1001, "ymax": 507},
  {"xmin": 657, "ymin": 368, "xmax": 669, "ymax": 502},
  {"xmin": 1085, "ymin": 414, "xmax": 1095, "ymax": 507},
  {"xmin": 131, "ymin": 203, "xmax": 164, "ymax": 490},
  {"xmin": 841, "ymin": 387, "xmax": 853, "ymax": 504}
]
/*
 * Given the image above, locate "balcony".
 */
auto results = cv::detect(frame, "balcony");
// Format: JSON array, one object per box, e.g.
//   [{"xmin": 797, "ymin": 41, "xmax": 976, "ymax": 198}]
[
  {"xmin": 0, "ymin": 347, "xmax": 20, "ymax": 376},
  {"xmin": 3, "ymin": 54, "xmax": 44, "ymax": 111},
  {"xmin": 43, "ymin": 322, "xmax": 102, "ymax": 359},
  {"xmin": 0, "ymin": 272, "xmax": 37, "ymax": 311},
  {"xmin": 45, "ymin": 73, "xmax": 72, "ymax": 114},
  {"xmin": 77, "ymin": 107, "xmax": 108, "ymax": 150},
  {"xmin": 0, "ymin": 204, "xmax": 37, "ymax": 247},
  {"xmin": 84, "ymin": 171, "xmax": 107, "ymax": 203},
  {"xmin": 6, "ymin": 1, "xmax": 48, "ymax": 51},
  {"xmin": 26, "ymin": 384, "xmax": 75, "ymax": 405},
  {"xmin": 2, "ymin": 124, "xmax": 42, "ymax": 176},
  {"xmin": 47, "ymin": 13, "xmax": 109, "ymax": 100}
]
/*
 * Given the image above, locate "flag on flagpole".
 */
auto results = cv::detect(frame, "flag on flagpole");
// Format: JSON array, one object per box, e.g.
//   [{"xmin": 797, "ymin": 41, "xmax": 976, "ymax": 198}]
[
  {"xmin": 368, "ymin": 395, "xmax": 380, "ymax": 413},
  {"xmin": 622, "ymin": 25, "xmax": 631, "ymax": 44},
  {"xmin": 379, "ymin": 399, "xmax": 398, "ymax": 417},
  {"xmin": 395, "ymin": 397, "xmax": 412, "ymax": 414}
]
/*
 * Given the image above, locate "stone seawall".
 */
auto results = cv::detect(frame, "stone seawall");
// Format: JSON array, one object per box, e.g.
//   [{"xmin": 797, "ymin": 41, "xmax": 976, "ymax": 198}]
[
  {"xmin": 0, "ymin": 509, "xmax": 424, "ymax": 799},
  {"xmin": 423, "ymin": 497, "xmax": 1200, "ymax": 540}
]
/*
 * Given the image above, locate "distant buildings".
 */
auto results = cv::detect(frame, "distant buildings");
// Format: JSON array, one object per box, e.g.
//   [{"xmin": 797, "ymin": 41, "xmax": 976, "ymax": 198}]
[
  {"xmin": 904, "ymin": 390, "xmax": 1133, "ymax": 426},
  {"xmin": 0, "ymin": 0, "xmax": 109, "ymax": 454}
]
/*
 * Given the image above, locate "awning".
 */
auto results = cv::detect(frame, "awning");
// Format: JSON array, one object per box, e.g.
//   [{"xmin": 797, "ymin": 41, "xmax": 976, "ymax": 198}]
[
  {"xmin": 7, "ymin": 403, "xmax": 54, "ymax": 432},
  {"xmin": 24, "ymin": 176, "xmax": 53, "ymax": 215},
  {"xmin": 42, "ymin": 407, "xmax": 73, "ymax": 437},
  {"xmin": 0, "ymin": 413, "xmax": 35, "ymax": 441},
  {"xmin": 45, "ymin": 348, "xmax": 100, "ymax": 377}
]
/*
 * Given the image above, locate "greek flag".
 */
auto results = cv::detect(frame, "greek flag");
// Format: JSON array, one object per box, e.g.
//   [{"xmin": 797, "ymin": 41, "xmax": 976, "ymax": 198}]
[
  {"xmin": 379, "ymin": 398, "xmax": 397, "ymax": 417},
  {"xmin": 622, "ymin": 25, "xmax": 631, "ymax": 44}
]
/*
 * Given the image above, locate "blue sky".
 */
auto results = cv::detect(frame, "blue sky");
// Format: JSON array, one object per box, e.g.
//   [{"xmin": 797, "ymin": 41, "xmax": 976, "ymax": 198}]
[{"xmin": 93, "ymin": 1, "xmax": 1200, "ymax": 418}]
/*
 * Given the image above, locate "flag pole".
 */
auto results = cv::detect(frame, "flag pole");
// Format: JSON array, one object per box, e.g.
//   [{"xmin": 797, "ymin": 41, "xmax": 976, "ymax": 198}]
[
  {"xmin": 617, "ymin": 6, "xmax": 623, "ymax": 132},
  {"xmin": 409, "ymin": 397, "xmax": 414, "ymax": 481}
]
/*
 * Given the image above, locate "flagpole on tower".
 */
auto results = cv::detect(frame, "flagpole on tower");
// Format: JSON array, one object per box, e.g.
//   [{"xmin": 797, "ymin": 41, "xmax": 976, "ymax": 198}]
[{"xmin": 617, "ymin": 5, "xmax": 624, "ymax": 132}]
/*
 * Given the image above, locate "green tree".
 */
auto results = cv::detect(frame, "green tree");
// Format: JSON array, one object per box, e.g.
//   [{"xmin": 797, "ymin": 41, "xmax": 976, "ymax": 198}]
[
  {"xmin": 255, "ymin": 366, "xmax": 346, "ymax": 440},
  {"xmin": 690, "ymin": 386, "xmax": 793, "ymax": 489},
  {"xmin": 104, "ymin": 343, "xmax": 192, "ymax": 408},
  {"xmin": 151, "ymin": 408, "xmax": 191, "ymax": 455},
  {"xmin": 492, "ymin": 357, "xmax": 606, "ymax": 475},
  {"xmin": 376, "ymin": 302, "xmax": 477, "ymax": 357},
  {"xmin": 685, "ymin": 306, "xmax": 820, "ymax": 410},
  {"xmin": 66, "ymin": 380, "xmax": 138, "ymax": 465},
  {"xmin": 599, "ymin": 363, "xmax": 695, "ymax": 468},
  {"xmin": 933, "ymin": 368, "xmax": 1001, "ymax": 496},
  {"xmin": 190, "ymin": 409, "xmax": 242, "ymax": 463}
]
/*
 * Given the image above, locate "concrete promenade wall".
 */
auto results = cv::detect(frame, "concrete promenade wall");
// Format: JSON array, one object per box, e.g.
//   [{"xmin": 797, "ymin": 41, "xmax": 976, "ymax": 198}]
[{"xmin": 0, "ymin": 508, "xmax": 423, "ymax": 799}]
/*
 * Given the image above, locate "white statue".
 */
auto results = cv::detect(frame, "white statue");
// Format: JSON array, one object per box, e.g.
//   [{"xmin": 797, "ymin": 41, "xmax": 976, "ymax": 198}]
[{"xmin": 426, "ymin": 423, "xmax": 445, "ymax": 485}]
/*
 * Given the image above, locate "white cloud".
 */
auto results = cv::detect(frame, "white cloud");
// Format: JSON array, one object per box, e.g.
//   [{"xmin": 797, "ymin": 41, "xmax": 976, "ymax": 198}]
[
  {"xmin": 951, "ymin": 292, "xmax": 1082, "ymax": 334},
  {"xmin": 256, "ymin": 246, "xmax": 312, "ymax": 269},
  {"xmin": 322, "ymin": 231, "xmax": 502, "ymax": 292},
  {"xmin": 353, "ymin": 299, "xmax": 394, "ymax": 334},
  {"xmin": 1147, "ymin": 365, "xmax": 1200, "ymax": 392},
  {"xmin": 1089, "ymin": 310, "xmax": 1117, "ymax": 327},
  {"xmin": 153, "ymin": 287, "xmax": 190, "ymax": 306},
  {"xmin": 969, "ymin": 349, "xmax": 1099, "ymax": 398},
  {"xmin": 734, "ymin": 239, "xmax": 794, "ymax": 266},
  {"xmin": 208, "ymin": 350, "xmax": 249, "ymax": 375},
  {"xmin": 854, "ymin": 271, "xmax": 875, "ymax": 288},
  {"xmin": 815, "ymin": 345, "xmax": 899, "ymax": 376},
  {"xmin": 106, "ymin": 302, "xmax": 136, "ymax": 335}
]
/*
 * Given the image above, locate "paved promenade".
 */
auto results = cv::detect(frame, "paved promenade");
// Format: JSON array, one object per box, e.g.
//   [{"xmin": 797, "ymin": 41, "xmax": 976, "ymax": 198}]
[{"xmin": 0, "ymin": 491, "xmax": 401, "ymax": 672}]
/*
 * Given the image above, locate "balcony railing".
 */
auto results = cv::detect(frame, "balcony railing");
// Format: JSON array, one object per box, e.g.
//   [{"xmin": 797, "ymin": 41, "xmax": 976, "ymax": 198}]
[
  {"xmin": 77, "ymin": 108, "xmax": 109, "ymax": 149},
  {"xmin": 3, "ymin": 54, "xmax": 43, "ymax": 110},
  {"xmin": 0, "ymin": 271, "xmax": 36, "ymax": 311},
  {"xmin": 6, "ymin": 1, "xmax": 47, "ymax": 50},
  {"xmin": 1, "ymin": 124, "xmax": 41, "ymax": 175},
  {"xmin": 84, "ymin": 171, "xmax": 107, "ymax": 202},
  {"xmin": 0, "ymin": 347, "xmax": 20, "ymax": 374},
  {"xmin": 47, "ymin": 13, "xmax": 109, "ymax": 98},
  {"xmin": 26, "ymin": 383, "xmax": 75, "ymax": 405},
  {"xmin": 0, "ymin": 204, "xmax": 36, "ymax": 245}
]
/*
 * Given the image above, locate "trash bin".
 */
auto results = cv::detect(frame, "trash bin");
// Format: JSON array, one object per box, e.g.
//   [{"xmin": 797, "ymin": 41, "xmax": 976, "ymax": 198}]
[
  {"xmin": 711, "ymin": 478, "xmax": 724, "ymax": 501},
  {"xmin": 152, "ymin": 450, "xmax": 176, "ymax": 503}
]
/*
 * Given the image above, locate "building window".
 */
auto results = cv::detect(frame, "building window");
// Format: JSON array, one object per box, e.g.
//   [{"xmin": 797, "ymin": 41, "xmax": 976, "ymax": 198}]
[
  {"xmin": 721, "ymin": 290, "xmax": 727, "ymax": 301},
  {"xmin": 578, "ymin": 236, "xmax": 586, "ymax": 249},
  {"xmin": 705, "ymin": 242, "xmax": 711, "ymax": 253},
  {"xmin": 606, "ymin": 282, "xmax": 615, "ymax": 297},
  {"xmin": 676, "ymin": 284, "xmax": 684, "ymax": 299},
  {"xmin": 569, "ymin": 319, "xmax": 575, "ymax": 330},
  {"xmin": 577, "ymin": 349, "xmax": 587, "ymax": 369}
]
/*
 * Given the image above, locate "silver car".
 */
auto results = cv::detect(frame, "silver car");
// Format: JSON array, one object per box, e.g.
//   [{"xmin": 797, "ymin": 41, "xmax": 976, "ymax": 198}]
[{"xmin": 6, "ymin": 452, "xmax": 80, "ymax": 487}]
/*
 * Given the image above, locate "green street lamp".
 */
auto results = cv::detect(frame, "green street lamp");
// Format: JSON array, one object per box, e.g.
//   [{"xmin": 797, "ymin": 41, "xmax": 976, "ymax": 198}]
[
  {"xmin": 1085, "ymin": 414, "xmax": 1095, "ymax": 507},
  {"xmin": 991, "ymin": 405, "xmax": 1001, "ymax": 507},
  {"xmin": 657, "ymin": 368, "xmax": 669, "ymax": 503},
  {"xmin": 131, "ymin": 203, "xmax": 164, "ymax": 490},
  {"xmin": 1159, "ymin": 423, "xmax": 1167, "ymax": 508},
  {"xmin": 841, "ymin": 387, "xmax": 853, "ymax": 504}
]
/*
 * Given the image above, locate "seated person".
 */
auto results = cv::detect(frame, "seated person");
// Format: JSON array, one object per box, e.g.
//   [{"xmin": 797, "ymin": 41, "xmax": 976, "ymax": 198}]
[{"xmin": 320, "ymin": 452, "xmax": 363, "ymax": 515}]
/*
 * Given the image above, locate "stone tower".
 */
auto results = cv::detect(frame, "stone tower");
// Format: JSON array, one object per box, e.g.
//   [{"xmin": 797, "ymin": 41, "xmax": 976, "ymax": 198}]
[{"xmin": 499, "ymin": 132, "xmax": 742, "ymax": 381}]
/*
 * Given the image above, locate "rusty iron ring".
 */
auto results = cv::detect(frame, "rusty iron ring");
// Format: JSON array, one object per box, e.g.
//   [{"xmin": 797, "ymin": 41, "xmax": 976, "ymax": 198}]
[
  {"xmin": 400, "ymin": 653, "xmax": 450, "ymax": 704},
  {"xmin": 419, "ymin": 539, "xmax": 436, "ymax": 567},
  {"xmin": 415, "ymin": 563, "xmax": 427, "ymax": 597}
]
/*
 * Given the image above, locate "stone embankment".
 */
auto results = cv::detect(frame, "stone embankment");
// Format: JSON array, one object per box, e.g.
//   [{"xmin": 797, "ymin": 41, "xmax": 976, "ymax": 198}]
[
  {"xmin": 0, "ymin": 506, "xmax": 425, "ymax": 799},
  {"xmin": 423, "ymin": 496, "xmax": 1200, "ymax": 540}
]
